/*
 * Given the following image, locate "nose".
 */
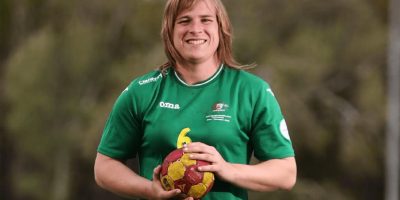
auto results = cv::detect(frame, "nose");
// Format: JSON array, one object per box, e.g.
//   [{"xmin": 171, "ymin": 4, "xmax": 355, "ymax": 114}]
[{"xmin": 188, "ymin": 20, "xmax": 203, "ymax": 34}]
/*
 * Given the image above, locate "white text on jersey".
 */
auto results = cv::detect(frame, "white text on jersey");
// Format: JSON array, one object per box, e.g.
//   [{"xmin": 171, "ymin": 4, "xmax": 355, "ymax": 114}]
[
  {"xmin": 159, "ymin": 101, "xmax": 180, "ymax": 110},
  {"xmin": 139, "ymin": 74, "xmax": 162, "ymax": 85}
]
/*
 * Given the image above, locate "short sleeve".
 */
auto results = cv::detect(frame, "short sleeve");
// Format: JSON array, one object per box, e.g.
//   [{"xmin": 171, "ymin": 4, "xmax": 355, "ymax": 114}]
[
  {"xmin": 251, "ymin": 83, "xmax": 294, "ymax": 161},
  {"xmin": 97, "ymin": 87, "xmax": 141, "ymax": 159}
]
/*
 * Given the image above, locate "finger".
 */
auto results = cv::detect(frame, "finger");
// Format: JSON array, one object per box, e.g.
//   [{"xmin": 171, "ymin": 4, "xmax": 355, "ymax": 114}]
[
  {"xmin": 153, "ymin": 165, "xmax": 161, "ymax": 173},
  {"xmin": 153, "ymin": 165, "xmax": 161, "ymax": 181},
  {"xmin": 184, "ymin": 142, "xmax": 213, "ymax": 153},
  {"xmin": 197, "ymin": 164, "xmax": 217, "ymax": 172},
  {"xmin": 187, "ymin": 142, "xmax": 208, "ymax": 148},
  {"xmin": 161, "ymin": 189, "xmax": 182, "ymax": 199},
  {"xmin": 189, "ymin": 153, "xmax": 215, "ymax": 163}
]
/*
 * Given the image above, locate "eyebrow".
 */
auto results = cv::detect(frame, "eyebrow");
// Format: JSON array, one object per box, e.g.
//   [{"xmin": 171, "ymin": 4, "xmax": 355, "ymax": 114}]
[{"xmin": 177, "ymin": 14, "xmax": 215, "ymax": 20}]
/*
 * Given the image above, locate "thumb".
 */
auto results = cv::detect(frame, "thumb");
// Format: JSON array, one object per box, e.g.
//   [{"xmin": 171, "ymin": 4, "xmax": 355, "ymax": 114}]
[
  {"xmin": 152, "ymin": 165, "xmax": 182, "ymax": 199},
  {"xmin": 153, "ymin": 165, "xmax": 162, "ymax": 181},
  {"xmin": 163, "ymin": 188, "xmax": 182, "ymax": 198}
]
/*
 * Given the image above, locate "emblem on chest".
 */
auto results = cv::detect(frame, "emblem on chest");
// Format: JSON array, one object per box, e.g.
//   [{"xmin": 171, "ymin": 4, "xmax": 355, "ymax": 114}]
[{"xmin": 205, "ymin": 102, "xmax": 231, "ymax": 122}]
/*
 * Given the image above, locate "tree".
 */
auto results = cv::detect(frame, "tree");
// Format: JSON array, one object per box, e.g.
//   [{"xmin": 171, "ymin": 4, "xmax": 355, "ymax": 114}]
[{"xmin": 385, "ymin": 0, "xmax": 400, "ymax": 199}]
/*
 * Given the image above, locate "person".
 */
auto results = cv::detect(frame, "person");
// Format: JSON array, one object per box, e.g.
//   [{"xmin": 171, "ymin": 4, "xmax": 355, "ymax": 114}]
[{"xmin": 94, "ymin": 0, "xmax": 297, "ymax": 199}]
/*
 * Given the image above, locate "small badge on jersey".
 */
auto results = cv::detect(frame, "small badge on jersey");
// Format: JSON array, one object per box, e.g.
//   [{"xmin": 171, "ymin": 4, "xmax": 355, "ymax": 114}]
[
  {"xmin": 280, "ymin": 119, "xmax": 291, "ymax": 141},
  {"xmin": 212, "ymin": 103, "xmax": 229, "ymax": 112},
  {"xmin": 266, "ymin": 88, "xmax": 275, "ymax": 97},
  {"xmin": 205, "ymin": 102, "xmax": 231, "ymax": 122}
]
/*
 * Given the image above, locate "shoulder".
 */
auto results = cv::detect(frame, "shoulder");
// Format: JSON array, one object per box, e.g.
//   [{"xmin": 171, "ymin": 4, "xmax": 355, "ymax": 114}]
[
  {"xmin": 129, "ymin": 69, "xmax": 164, "ymax": 89},
  {"xmin": 115, "ymin": 69, "xmax": 165, "ymax": 116},
  {"xmin": 120, "ymin": 69, "xmax": 165, "ymax": 97},
  {"xmin": 118, "ymin": 69, "xmax": 164, "ymax": 102},
  {"xmin": 224, "ymin": 66, "xmax": 271, "ymax": 90}
]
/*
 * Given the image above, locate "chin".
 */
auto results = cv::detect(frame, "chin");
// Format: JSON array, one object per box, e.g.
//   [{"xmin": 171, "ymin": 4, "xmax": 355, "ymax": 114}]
[{"xmin": 183, "ymin": 55, "xmax": 207, "ymax": 62}]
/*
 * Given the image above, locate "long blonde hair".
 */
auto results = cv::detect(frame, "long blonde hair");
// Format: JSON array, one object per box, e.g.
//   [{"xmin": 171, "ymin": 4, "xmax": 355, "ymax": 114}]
[{"xmin": 159, "ymin": 0, "xmax": 247, "ymax": 73}]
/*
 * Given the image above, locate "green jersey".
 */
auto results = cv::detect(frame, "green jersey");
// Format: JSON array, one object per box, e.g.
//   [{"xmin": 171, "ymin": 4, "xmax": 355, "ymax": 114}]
[{"xmin": 98, "ymin": 64, "xmax": 294, "ymax": 200}]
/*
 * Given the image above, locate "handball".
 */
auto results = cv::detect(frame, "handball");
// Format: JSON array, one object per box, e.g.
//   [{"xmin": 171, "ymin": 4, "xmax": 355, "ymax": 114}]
[{"xmin": 160, "ymin": 148, "xmax": 214, "ymax": 199}]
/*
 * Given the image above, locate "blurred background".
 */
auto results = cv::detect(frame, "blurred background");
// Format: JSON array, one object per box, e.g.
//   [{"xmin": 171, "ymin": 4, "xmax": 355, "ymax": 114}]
[{"xmin": 0, "ymin": 0, "xmax": 397, "ymax": 199}]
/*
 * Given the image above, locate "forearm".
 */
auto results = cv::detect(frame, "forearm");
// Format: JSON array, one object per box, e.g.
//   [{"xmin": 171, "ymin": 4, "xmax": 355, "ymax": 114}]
[
  {"xmin": 94, "ymin": 153, "xmax": 153, "ymax": 199},
  {"xmin": 184, "ymin": 143, "xmax": 297, "ymax": 192},
  {"xmin": 225, "ymin": 157, "xmax": 297, "ymax": 192}
]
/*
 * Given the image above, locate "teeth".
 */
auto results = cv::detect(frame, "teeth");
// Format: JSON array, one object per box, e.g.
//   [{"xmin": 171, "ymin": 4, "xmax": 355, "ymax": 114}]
[{"xmin": 187, "ymin": 40, "xmax": 206, "ymax": 45}]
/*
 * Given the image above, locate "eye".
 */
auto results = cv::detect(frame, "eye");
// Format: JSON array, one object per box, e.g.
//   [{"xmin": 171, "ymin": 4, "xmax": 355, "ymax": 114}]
[
  {"xmin": 177, "ymin": 20, "xmax": 189, "ymax": 24},
  {"xmin": 201, "ymin": 18, "xmax": 213, "ymax": 23},
  {"xmin": 176, "ymin": 17, "xmax": 191, "ymax": 25}
]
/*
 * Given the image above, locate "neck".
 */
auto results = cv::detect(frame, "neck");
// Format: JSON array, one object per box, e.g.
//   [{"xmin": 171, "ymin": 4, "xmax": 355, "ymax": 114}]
[{"xmin": 175, "ymin": 58, "xmax": 221, "ymax": 85}]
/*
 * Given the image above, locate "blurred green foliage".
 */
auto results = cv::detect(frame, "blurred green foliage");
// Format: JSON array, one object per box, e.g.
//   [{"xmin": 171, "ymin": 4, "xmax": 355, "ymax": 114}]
[{"xmin": 0, "ymin": 0, "xmax": 389, "ymax": 199}]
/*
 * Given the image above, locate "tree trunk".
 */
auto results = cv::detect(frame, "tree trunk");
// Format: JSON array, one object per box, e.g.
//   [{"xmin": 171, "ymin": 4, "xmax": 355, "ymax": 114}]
[
  {"xmin": 386, "ymin": 0, "xmax": 400, "ymax": 199},
  {"xmin": 52, "ymin": 148, "xmax": 71, "ymax": 200},
  {"xmin": 0, "ymin": 0, "xmax": 14, "ymax": 198}
]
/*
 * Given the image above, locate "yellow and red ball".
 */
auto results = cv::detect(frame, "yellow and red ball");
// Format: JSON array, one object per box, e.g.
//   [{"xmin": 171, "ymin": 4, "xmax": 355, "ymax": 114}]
[{"xmin": 160, "ymin": 148, "xmax": 214, "ymax": 199}]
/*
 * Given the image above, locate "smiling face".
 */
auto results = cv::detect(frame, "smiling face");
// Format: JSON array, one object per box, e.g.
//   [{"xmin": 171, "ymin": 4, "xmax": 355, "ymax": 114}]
[{"xmin": 172, "ymin": 0, "xmax": 220, "ymax": 65}]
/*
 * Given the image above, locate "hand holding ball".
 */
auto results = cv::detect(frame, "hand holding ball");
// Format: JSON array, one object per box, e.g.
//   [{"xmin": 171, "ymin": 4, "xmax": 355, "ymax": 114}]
[{"xmin": 160, "ymin": 148, "xmax": 214, "ymax": 199}]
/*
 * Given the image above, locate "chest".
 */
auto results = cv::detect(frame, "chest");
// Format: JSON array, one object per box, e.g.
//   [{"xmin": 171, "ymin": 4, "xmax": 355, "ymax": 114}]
[{"xmin": 140, "ymin": 83, "xmax": 252, "ymax": 154}]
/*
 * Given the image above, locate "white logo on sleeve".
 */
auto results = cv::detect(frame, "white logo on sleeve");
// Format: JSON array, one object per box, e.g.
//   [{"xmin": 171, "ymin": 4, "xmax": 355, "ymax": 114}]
[
  {"xmin": 139, "ymin": 73, "xmax": 163, "ymax": 85},
  {"xmin": 280, "ymin": 119, "xmax": 291, "ymax": 140},
  {"xmin": 266, "ymin": 88, "xmax": 275, "ymax": 97}
]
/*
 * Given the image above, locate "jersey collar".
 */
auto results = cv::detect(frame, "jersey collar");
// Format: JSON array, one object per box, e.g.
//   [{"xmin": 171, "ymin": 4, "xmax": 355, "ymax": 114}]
[{"xmin": 174, "ymin": 64, "xmax": 224, "ymax": 87}]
